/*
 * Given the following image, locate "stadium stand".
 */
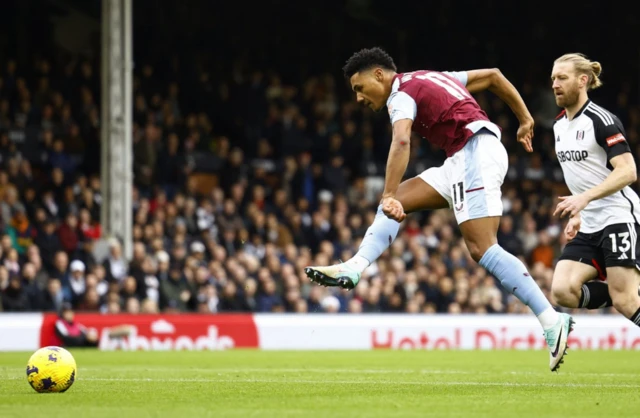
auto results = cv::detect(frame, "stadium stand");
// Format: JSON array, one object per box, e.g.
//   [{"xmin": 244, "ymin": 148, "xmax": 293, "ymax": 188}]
[{"xmin": 0, "ymin": 1, "xmax": 638, "ymax": 316}]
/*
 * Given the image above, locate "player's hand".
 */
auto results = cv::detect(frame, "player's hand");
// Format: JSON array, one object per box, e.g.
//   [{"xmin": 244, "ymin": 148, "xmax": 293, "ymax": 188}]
[
  {"xmin": 381, "ymin": 196, "xmax": 406, "ymax": 222},
  {"xmin": 517, "ymin": 119, "xmax": 534, "ymax": 152},
  {"xmin": 86, "ymin": 328, "xmax": 99, "ymax": 342},
  {"xmin": 564, "ymin": 215, "xmax": 581, "ymax": 241},
  {"xmin": 554, "ymin": 194, "xmax": 590, "ymax": 218}
]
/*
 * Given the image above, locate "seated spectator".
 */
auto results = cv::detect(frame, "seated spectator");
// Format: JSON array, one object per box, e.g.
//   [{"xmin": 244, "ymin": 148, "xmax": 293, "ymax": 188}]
[
  {"xmin": 6, "ymin": 204, "xmax": 36, "ymax": 256},
  {"xmin": 1, "ymin": 274, "xmax": 29, "ymax": 311},
  {"xmin": 62, "ymin": 260, "xmax": 86, "ymax": 307},
  {"xmin": 53, "ymin": 303, "xmax": 99, "ymax": 347},
  {"xmin": 58, "ymin": 212, "xmax": 80, "ymax": 257},
  {"xmin": 103, "ymin": 238, "xmax": 127, "ymax": 283}
]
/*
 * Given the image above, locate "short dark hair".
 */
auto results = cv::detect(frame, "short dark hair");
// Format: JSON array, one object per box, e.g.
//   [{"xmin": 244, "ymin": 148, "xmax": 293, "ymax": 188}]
[{"xmin": 342, "ymin": 47, "xmax": 397, "ymax": 79}]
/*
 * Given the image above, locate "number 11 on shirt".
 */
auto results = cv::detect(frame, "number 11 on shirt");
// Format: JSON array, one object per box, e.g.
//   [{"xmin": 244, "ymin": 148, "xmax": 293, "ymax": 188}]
[{"xmin": 452, "ymin": 181, "xmax": 464, "ymax": 205}]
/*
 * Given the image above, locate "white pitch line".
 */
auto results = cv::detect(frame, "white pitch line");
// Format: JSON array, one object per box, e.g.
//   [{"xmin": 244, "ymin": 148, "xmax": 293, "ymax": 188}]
[
  {"xmin": 63, "ymin": 377, "xmax": 640, "ymax": 388},
  {"xmin": 4, "ymin": 375, "xmax": 636, "ymax": 389},
  {"xmin": 4, "ymin": 374, "xmax": 640, "ymax": 388},
  {"xmin": 76, "ymin": 367, "xmax": 477, "ymax": 375},
  {"xmin": 4, "ymin": 367, "xmax": 640, "ymax": 378},
  {"xmin": 74, "ymin": 367, "xmax": 640, "ymax": 378}
]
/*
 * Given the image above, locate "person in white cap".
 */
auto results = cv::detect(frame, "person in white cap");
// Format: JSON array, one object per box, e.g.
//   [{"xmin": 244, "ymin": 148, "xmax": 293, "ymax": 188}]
[
  {"xmin": 190, "ymin": 241, "xmax": 207, "ymax": 266},
  {"xmin": 320, "ymin": 295, "xmax": 341, "ymax": 313},
  {"xmin": 62, "ymin": 260, "xmax": 86, "ymax": 307},
  {"xmin": 103, "ymin": 238, "xmax": 127, "ymax": 282},
  {"xmin": 156, "ymin": 250, "xmax": 170, "ymax": 265},
  {"xmin": 190, "ymin": 241, "xmax": 205, "ymax": 254}
]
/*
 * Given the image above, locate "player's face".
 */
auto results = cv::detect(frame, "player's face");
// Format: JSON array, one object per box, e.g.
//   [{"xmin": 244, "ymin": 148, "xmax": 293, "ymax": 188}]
[
  {"xmin": 62, "ymin": 310, "xmax": 74, "ymax": 322},
  {"xmin": 350, "ymin": 69, "xmax": 388, "ymax": 111},
  {"xmin": 551, "ymin": 62, "xmax": 583, "ymax": 108}
]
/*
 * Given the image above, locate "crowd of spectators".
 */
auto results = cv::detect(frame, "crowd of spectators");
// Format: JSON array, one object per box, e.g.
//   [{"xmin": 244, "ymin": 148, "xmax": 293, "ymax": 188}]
[{"xmin": 0, "ymin": 48, "xmax": 638, "ymax": 316}]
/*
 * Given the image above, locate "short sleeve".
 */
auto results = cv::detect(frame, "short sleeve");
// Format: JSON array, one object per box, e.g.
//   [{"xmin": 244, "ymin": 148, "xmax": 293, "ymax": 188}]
[
  {"xmin": 592, "ymin": 113, "xmax": 631, "ymax": 161},
  {"xmin": 387, "ymin": 91, "xmax": 417, "ymax": 124},
  {"xmin": 443, "ymin": 71, "xmax": 468, "ymax": 86}
]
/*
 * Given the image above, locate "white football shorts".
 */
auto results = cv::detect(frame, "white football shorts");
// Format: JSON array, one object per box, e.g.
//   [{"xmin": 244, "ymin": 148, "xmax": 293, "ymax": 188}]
[{"xmin": 418, "ymin": 132, "xmax": 508, "ymax": 224}]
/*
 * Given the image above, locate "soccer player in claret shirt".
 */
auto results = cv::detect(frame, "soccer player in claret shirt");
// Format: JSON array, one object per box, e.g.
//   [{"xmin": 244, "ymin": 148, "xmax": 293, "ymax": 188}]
[
  {"xmin": 305, "ymin": 47, "xmax": 573, "ymax": 371},
  {"xmin": 551, "ymin": 53, "xmax": 640, "ymax": 328}
]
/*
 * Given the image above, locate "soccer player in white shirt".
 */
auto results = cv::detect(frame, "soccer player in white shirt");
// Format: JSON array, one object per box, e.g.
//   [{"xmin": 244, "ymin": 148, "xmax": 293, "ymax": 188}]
[{"xmin": 551, "ymin": 53, "xmax": 640, "ymax": 327}]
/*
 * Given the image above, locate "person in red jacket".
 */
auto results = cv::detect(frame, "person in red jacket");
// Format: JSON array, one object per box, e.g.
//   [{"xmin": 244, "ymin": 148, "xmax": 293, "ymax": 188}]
[
  {"xmin": 57, "ymin": 212, "xmax": 79, "ymax": 256},
  {"xmin": 53, "ymin": 303, "xmax": 99, "ymax": 347},
  {"xmin": 78, "ymin": 208, "xmax": 101, "ymax": 241}
]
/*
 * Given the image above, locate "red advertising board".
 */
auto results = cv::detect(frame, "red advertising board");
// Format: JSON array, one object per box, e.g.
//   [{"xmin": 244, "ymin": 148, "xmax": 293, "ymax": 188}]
[{"xmin": 40, "ymin": 313, "xmax": 259, "ymax": 350}]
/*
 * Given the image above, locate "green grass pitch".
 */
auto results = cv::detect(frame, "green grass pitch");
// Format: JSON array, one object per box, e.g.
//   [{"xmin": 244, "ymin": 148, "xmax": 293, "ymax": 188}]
[{"xmin": 1, "ymin": 349, "xmax": 639, "ymax": 417}]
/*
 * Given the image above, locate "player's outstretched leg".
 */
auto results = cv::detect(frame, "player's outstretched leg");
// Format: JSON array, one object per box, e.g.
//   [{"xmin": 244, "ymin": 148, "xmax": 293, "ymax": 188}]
[
  {"xmin": 305, "ymin": 178, "xmax": 448, "ymax": 289},
  {"xmin": 460, "ymin": 216, "xmax": 574, "ymax": 372},
  {"xmin": 305, "ymin": 203, "xmax": 399, "ymax": 289}
]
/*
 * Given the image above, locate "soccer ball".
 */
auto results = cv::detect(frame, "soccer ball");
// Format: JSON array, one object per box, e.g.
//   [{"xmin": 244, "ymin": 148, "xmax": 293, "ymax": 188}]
[{"xmin": 26, "ymin": 346, "xmax": 77, "ymax": 393}]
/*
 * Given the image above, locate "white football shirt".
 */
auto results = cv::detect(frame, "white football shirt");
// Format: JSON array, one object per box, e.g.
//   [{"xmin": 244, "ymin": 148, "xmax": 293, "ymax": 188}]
[{"xmin": 554, "ymin": 100, "xmax": 639, "ymax": 233}]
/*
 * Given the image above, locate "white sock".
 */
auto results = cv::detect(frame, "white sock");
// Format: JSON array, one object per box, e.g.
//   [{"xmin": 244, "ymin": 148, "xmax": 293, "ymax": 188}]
[
  {"xmin": 537, "ymin": 307, "xmax": 560, "ymax": 330},
  {"xmin": 344, "ymin": 255, "xmax": 370, "ymax": 274}
]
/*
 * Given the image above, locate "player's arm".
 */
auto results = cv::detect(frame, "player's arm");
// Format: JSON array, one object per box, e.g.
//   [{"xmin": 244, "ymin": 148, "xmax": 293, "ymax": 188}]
[
  {"xmin": 585, "ymin": 117, "xmax": 636, "ymax": 202},
  {"xmin": 583, "ymin": 152, "xmax": 637, "ymax": 202},
  {"xmin": 381, "ymin": 118, "xmax": 412, "ymax": 200},
  {"xmin": 445, "ymin": 69, "xmax": 534, "ymax": 152},
  {"xmin": 556, "ymin": 153, "xmax": 637, "ymax": 218},
  {"xmin": 381, "ymin": 91, "xmax": 416, "ymax": 201},
  {"xmin": 555, "ymin": 117, "xmax": 636, "ymax": 218},
  {"xmin": 464, "ymin": 68, "xmax": 533, "ymax": 124}
]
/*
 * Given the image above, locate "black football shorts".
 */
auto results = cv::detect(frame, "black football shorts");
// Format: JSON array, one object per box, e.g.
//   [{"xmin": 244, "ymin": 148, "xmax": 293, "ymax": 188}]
[{"xmin": 559, "ymin": 223, "xmax": 640, "ymax": 278}]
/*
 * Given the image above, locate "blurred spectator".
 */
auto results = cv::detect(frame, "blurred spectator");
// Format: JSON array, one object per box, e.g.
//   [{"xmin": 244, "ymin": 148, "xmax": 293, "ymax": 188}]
[
  {"xmin": 42, "ymin": 278, "xmax": 64, "ymax": 312},
  {"xmin": 58, "ymin": 212, "xmax": 80, "ymax": 256},
  {"xmin": 62, "ymin": 260, "xmax": 86, "ymax": 307},
  {"xmin": 159, "ymin": 265, "xmax": 193, "ymax": 312},
  {"xmin": 54, "ymin": 303, "xmax": 99, "ymax": 347},
  {"xmin": 6, "ymin": 204, "xmax": 36, "ymax": 256},
  {"xmin": 103, "ymin": 239, "xmax": 127, "ymax": 283},
  {"xmin": 531, "ymin": 231, "xmax": 555, "ymax": 269},
  {"xmin": 2, "ymin": 274, "xmax": 29, "ymax": 311},
  {"xmin": 257, "ymin": 278, "xmax": 283, "ymax": 312},
  {"xmin": 34, "ymin": 218, "xmax": 62, "ymax": 272}
]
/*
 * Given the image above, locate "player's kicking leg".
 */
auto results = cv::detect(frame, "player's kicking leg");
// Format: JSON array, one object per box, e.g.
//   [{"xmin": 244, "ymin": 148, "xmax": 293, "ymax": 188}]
[
  {"xmin": 459, "ymin": 215, "xmax": 574, "ymax": 371},
  {"xmin": 450, "ymin": 134, "xmax": 573, "ymax": 371},
  {"xmin": 305, "ymin": 177, "xmax": 448, "ymax": 289}
]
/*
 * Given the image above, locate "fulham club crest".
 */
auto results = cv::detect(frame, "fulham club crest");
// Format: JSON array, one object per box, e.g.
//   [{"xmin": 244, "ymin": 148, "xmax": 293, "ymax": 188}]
[{"xmin": 576, "ymin": 130, "xmax": 585, "ymax": 141}]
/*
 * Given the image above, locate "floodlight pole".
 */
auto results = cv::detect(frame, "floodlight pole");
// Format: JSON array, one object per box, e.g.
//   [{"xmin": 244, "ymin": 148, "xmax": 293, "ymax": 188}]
[{"xmin": 101, "ymin": 0, "xmax": 133, "ymax": 260}]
